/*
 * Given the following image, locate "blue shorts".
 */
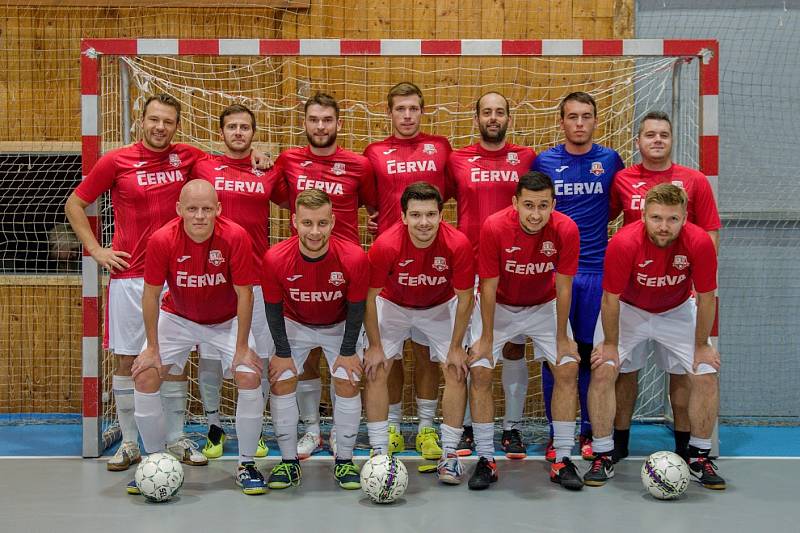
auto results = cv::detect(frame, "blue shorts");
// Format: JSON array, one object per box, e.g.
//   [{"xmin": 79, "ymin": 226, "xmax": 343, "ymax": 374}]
[{"xmin": 569, "ymin": 272, "xmax": 603, "ymax": 344}]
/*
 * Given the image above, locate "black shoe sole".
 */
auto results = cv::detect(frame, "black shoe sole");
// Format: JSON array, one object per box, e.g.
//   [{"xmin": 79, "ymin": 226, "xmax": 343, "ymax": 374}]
[
  {"xmin": 468, "ymin": 479, "xmax": 497, "ymax": 491},
  {"xmin": 550, "ymin": 475, "xmax": 584, "ymax": 491}
]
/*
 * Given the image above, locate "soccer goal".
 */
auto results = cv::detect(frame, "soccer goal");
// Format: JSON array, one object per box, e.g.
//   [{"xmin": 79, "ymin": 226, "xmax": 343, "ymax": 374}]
[{"xmin": 80, "ymin": 38, "xmax": 719, "ymax": 457}]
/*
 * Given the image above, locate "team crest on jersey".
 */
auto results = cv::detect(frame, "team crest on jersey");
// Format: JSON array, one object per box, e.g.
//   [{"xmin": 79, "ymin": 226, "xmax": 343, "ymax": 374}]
[
  {"xmin": 672, "ymin": 255, "xmax": 689, "ymax": 270},
  {"xmin": 423, "ymin": 143, "xmax": 437, "ymax": 155},
  {"xmin": 169, "ymin": 153, "xmax": 181, "ymax": 168},
  {"xmin": 208, "ymin": 250, "xmax": 225, "ymax": 266},
  {"xmin": 332, "ymin": 162, "xmax": 346, "ymax": 176},
  {"xmin": 329, "ymin": 271, "xmax": 345, "ymax": 286},
  {"xmin": 252, "ymin": 167, "xmax": 264, "ymax": 177},
  {"xmin": 507, "ymin": 152, "xmax": 520, "ymax": 166},
  {"xmin": 590, "ymin": 161, "xmax": 605, "ymax": 176},
  {"xmin": 432, "ymin": 256, "xmax": 448, "ymax": 272},
  {"xmin": 671, "ymin": 180, "xmax": 685, "ymax": 189},
  {"xmin": 540, "ymin": 241, "xmax": 556, "ymax": 257}
]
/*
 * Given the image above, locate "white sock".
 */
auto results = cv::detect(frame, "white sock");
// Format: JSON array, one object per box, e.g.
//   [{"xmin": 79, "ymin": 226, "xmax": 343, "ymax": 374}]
[
  {"xmin": 270, "ymin": 392, "xmax": 299, "ymax": 460},
  {"xmin": 688, "ymin": 435, "xmax": 712, "ymax": 453},
  {"xmin": 416, "ymin": 398, "xmax": 438, "ymax": 432},
  {"xmin": 199, "ymin": 358, "xmax": 223, "ymax": 428},
  {"xmin": 112, "ymin": 375, "xmax": 138, "ymax": 444},
  {"xmin": 236, "ymin": 388, "xmax": 265, "ymax": 463},
  {"xmin": 134, "ymin": 390, "xmax": 166, "ymax": 453},
  {"xmin": 473, "ymin": 422, "xmax": 495, "ymax": 460},
  {"xmin": 502, "ymin": 358, "xmax": 528, "ymax": 430},
  {"xmin": 296, "ymin": 378, "xmax": 321, "ymax": 436},
  {"xmin": 334, "ymin": 394, "xmax": 362, "ymax": 461},
  {"xmin": 593, "ymin": 435, "xmax": 614, "ymax": 454},
  {"xmin": 160, "ymin": 380, "xmax": 188, "ymax": 444},
  {"xmin": 553, "ymin": 420, "xmax": 576, "ymax": 462},
  {"xmin": 388, "ymin": 402, "xmax": 403, "ymax": 427},
  {"xmin": 367, "ymin": 420, "xmax": 390, "ymax": 454},
  {"xmin": 441, "ymin": 423, "xmax": 463, "ymax": 457}
]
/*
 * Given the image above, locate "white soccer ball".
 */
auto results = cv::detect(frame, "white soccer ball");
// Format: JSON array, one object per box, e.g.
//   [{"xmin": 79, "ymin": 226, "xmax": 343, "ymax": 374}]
[
  {"xmin": 135, "ymin": 452, "xmax": 184, "ymax": 503},
  {"xmin": 641, "ymin": 451, "xmax": 690, "ymax": 500},
  {"xmin": 360, "ymin": 454, "xmax": 409, "ymax": 504}
]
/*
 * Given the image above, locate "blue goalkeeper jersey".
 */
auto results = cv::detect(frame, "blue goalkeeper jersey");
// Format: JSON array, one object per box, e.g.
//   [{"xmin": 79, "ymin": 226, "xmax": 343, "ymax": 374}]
[{"xmin": 533, "ymin": 143, "xmax": 624, "ymax": 274}]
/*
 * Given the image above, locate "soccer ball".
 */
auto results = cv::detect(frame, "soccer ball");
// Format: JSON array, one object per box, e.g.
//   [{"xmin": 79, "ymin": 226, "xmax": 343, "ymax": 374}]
[
  {"xmin": 360, "ymin": 454, "xmax": 409, "ymax": 504},
  {"xmin": 134, "ymin": 452, "xmax": 184, "ymax": 503},
  {"xmin": 641, "ymin": 451, "xmax": 690, "ymax": 500}
]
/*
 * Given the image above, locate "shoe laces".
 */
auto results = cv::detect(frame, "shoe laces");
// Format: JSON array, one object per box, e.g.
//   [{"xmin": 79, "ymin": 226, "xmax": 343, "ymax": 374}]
[
  {"xmin": 298, "ymin": 432, "xmax": 319, "ymax": 446},
  {"xmin": 590, "ymin": 456, "xmax": 609, "ymax": 473},
  {"xmin": 241, "ymin": 462, "xmax": 260, "ymax": 478},
  {"xmin": 335, "ymin": 461, "xmax": 358, "ymax": 477},
  {"xmin": 174, "ymin": 436, "xmax": 200, "ymax": 452},
  {"xmin": 696, "ymin": 457, "xmax": 718, "ymax": 475},
  {"xmin": 272, "ymin": 461, "xmax": 295, "ymax": 477}
]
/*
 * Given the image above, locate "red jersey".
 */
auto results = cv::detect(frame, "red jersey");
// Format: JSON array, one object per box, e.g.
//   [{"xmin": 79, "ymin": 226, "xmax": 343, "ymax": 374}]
[
  {"xmin": 144, "ymin": 216, "xmax": 254, "ymax": 325},
  {"xmin": 194, "ymin": 154, "xmax": 282, "ymax": 284},
  {"xmin": 446, "ymin": 143, "xmax": 536, "ymax": 257},
  {"xmin": 75, "ymin": 142, "xmax": 205, "ymax": 279},
  {"xmin": 610, "ymin": 163, "xmax": 721, "ymax": 231},
  {"xmin": 274, "ymin": 146, "xmax": 377, "ymax": 244},
  {"xmin": 479, "ymin": 207, "xmax": 580, "ymax": 307},
  {"xmin": 363, "ymin": 133, "xmax": 452, "ymax": 235},
  {"xmin": 368, "ymin": 221, "xmax": 474, "ymax": 309},
  {"xmin": 603, "ymin": 220, "xmax": 717, "ymax": 314},
  {"xmin": 262, "ymin": 235, "xmax": 368, "ymax": 325}
]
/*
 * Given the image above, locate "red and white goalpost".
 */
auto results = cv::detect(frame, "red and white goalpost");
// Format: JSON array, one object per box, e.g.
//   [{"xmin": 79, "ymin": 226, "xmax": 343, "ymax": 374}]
[{"xmin": 80, "ymin": 38, "xmax": 719, "ymax": 458}]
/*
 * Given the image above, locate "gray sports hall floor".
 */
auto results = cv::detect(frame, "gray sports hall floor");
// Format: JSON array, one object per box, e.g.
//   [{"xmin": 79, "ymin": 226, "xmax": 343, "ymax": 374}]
[{"xmin": 1, "ymin": 457, "xmax": 798, "ymax": 533}]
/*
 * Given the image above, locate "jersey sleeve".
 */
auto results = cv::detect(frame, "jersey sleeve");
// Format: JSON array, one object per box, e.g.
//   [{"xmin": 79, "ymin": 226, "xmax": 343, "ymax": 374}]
[
  {"xmin": 270, "ymin": 154, "xmax": 290, "ymax": 208},
  {"xmin": 444, "ymin": 153, "xmax": 459, "ymax": 203},
  {"xmin": 557, "ymin": 219, "xmax": 580, "ymax": 276},
  {"xmin": 229, "ymin": 228, "xmax": 255, "ymax": 286},
  {"xmin": 441, "ymin": 142, "xmax": 455, "ymax": 202},
  {"xmin": 451, "ymin": 233, "xmax": 476, "ymax": 291},
  {"xmin": 345, "ymin": 248, "xmax": 369, "ymax": 302},
  {"xmin": 260, "ymin": 250, "xmax": 284, "ymax": 304},
  {"xmin": 602, "ymin": 235, "xmax": 634, "ymax": 295},
  {"xmin": 690, "ymin": 231, "xmax": 718, "ymax": 293},
  {"xmin": 477, "ymin": 222, "xmax": 501, "ymax": 279},
  {"xmin": 692, "ymin": 176, "xmax": 722, "ymax": 231},
  {"xmin": 367, "ymin": 239, "xmax": 392, "ymax": 289},
  {"xmin": 74, "ymin": 151, "xmax": 118, "ymax": 203},
  {"xmin": 608, "ymin": 173, "xmax": 624, "ymax": 221},
  {"xmin": 143, "ymin": 232, "xmax": 170, "ymax": 287},
  {"xmin": 358, "ymin": 160, "xmax": 378, "ymax": 211}
]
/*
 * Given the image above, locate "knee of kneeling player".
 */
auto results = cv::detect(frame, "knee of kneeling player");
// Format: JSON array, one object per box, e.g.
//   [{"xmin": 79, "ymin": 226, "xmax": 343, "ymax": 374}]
[
  {"xmin": 234, "ymin": 369, "xmax": 261, "ymax": 390},
  {"xmin": 591, "ymin": 364, "xmax": 618, "ymax": 388},
  {"xmin": 271, "ymin": 377, "xmax": 298, "ymax": 396},
  {"xmin": 689, "ymin": 371, "xmax": 717, "ymax": 390},
  {"xmin": 551, "ymin": 360, "xmax": 579, "ymax": 382},
  {"xmin": 134, "ymin": 370, "xmax": 162, "ymax": 394},
  {"xmin": 333, "ymin": 377, "xmax": 360, "ymax": 398},
  {"xmin": 469, "ymin": 367, "xmax": 493, "ymax": 390}
]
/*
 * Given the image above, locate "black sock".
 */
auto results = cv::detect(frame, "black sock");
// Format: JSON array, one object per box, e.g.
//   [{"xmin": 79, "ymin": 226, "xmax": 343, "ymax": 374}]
[
  {"xmin": 674, "ymin": 430, "xmax": 690, "ymax": 458},
  {"xmin": 613, "ymin": 428, "xmax": 630, "ymax": 454}
]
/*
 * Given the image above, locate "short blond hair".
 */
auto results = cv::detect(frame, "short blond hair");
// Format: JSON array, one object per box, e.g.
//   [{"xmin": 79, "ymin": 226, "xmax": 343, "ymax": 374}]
[
  {"xmin": 645, "ymin": 183, "xmax": 688, "ymax": 211},
  {"xmin": 295, "ymin": 189, "xmax": 332, "ymax": 211}
]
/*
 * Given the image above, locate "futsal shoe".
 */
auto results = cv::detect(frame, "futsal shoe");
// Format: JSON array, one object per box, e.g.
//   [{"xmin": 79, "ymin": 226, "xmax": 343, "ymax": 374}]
[
  {"xmin": 297, "ymin": 431, "xmax": 323, "ymax": 460},
  {"xmin": 107, "ymin": 441, "xmax": 141, "ymax": 471},
  {"xmin": 255, "ymin": 436, "xmax": 269, "ymax": 458},
  {"xmin": 544, "ymin": 439, "xmax": 556, "ymax": 463},
  {"xmin": 468, "ymin": 457, "xmax": 498, "ymax": 490},
  {"xmin": 415, "ymin": 427, "xmax": 443, "ymax": 460},
  {"xmin": 334, "ymin": 460, "xmax": 361, "ymax": 490},
  {"xmin": 236, "ymin": 462, "xmax": 267, "ymax": 495},
  {"xmin": 501, "ymin": 429, "xmax": 527, "ymax": 459},
  {"xmin": 388, "ymin": 424, "xmax": 406, "ymax": 454},
  {"xmin": 579, "ymin": 435, "xmax": 595, "ymax": 461},
  {"xmin": 126, "ymin": 479, "xmax": 141, "ymax": 495},
  {"xmin": 168, "ymin": 436, "xmax": 209, "ymax": 466},
  {"xmin": 437, "ymin": 453, "xmax": 464, "ymax": 485},
  {"xmin": 583, "ymin": 455, "xmax": 614, "ymax": 487},
  {"xmin": 455, "ymin": 426, "xmax": 475, "ymax": 457},
  {"xmin": 550, "ymin": 457, "xmax": 584, "ymax": 491},
  {"xmin": 268, "ymin": 460, "xmax": 302, "ymax": 489},
  {"xmin": 202, "ymin": 425, "xmax": 226, "ymax": 459},
  {"xmin": 689, "ymin": 457, "xmax": 726, "ymax": 490}
]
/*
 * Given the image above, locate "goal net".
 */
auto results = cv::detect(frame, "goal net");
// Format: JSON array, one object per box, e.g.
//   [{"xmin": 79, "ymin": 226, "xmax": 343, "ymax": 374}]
[{"xmin": 83, "ymin": 39, "xmax": 709, "ymax": 455}]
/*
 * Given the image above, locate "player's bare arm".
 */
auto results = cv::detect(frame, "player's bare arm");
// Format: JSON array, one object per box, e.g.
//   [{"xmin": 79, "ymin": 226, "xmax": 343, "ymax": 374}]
[
  {"xmin": 554, "ymin": 272, "xmax": 578, "ymax": 364},
  {"xmin": 65, "ymin": 192, "xmax": 131, "ymax": 272},
  {"xmin": 363, "ymin": 287, "xmax": 389, "ymax": 380},
  {"xmin": 469, "ymin": 276, "xmax": 498, "ymax": 366},
  {"xmin": 132, "ymin": 282, "xmax": 164, "ymax": 380},
  {"xmin": 592, "ymin": 290, "xmax": 620, "ymax": 369},
  {"xmin": 693, "ymin": 290, "xmax": 720, "ymax": 372},
  {"xmin": 445, "ymin": 287, "xmax": 474, "ymax": 381},
  {"xmin": 231, "ymin": 284, "xmax": 262, "ymax": 373}
]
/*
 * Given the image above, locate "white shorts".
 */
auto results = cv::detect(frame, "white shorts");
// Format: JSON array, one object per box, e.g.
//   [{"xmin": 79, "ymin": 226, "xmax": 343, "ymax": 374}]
[
  {"xmin": 373, "ymin": 296, "xmax": 461, "ymax": 363},
  {"xmin": 592, "ymin": 298, "xmax": 716, "ymax": 376},
  {"xmin": 107, "ymin": 278, "xmax": 165, "ymax": 356},
  {"xmin": 273, "ymin": 319, "xmax": 364, "ymax": 382},
  {"xmin": 198, "ymin": 286, "xmax": 274, "ymax": 359},
  {"xmin": 151, "ymin": 311, "xmax": 257, "ymax": 379},
  {"xmin": 469, "ymin": 298, "xmax": 576, "ymax": 369}
]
